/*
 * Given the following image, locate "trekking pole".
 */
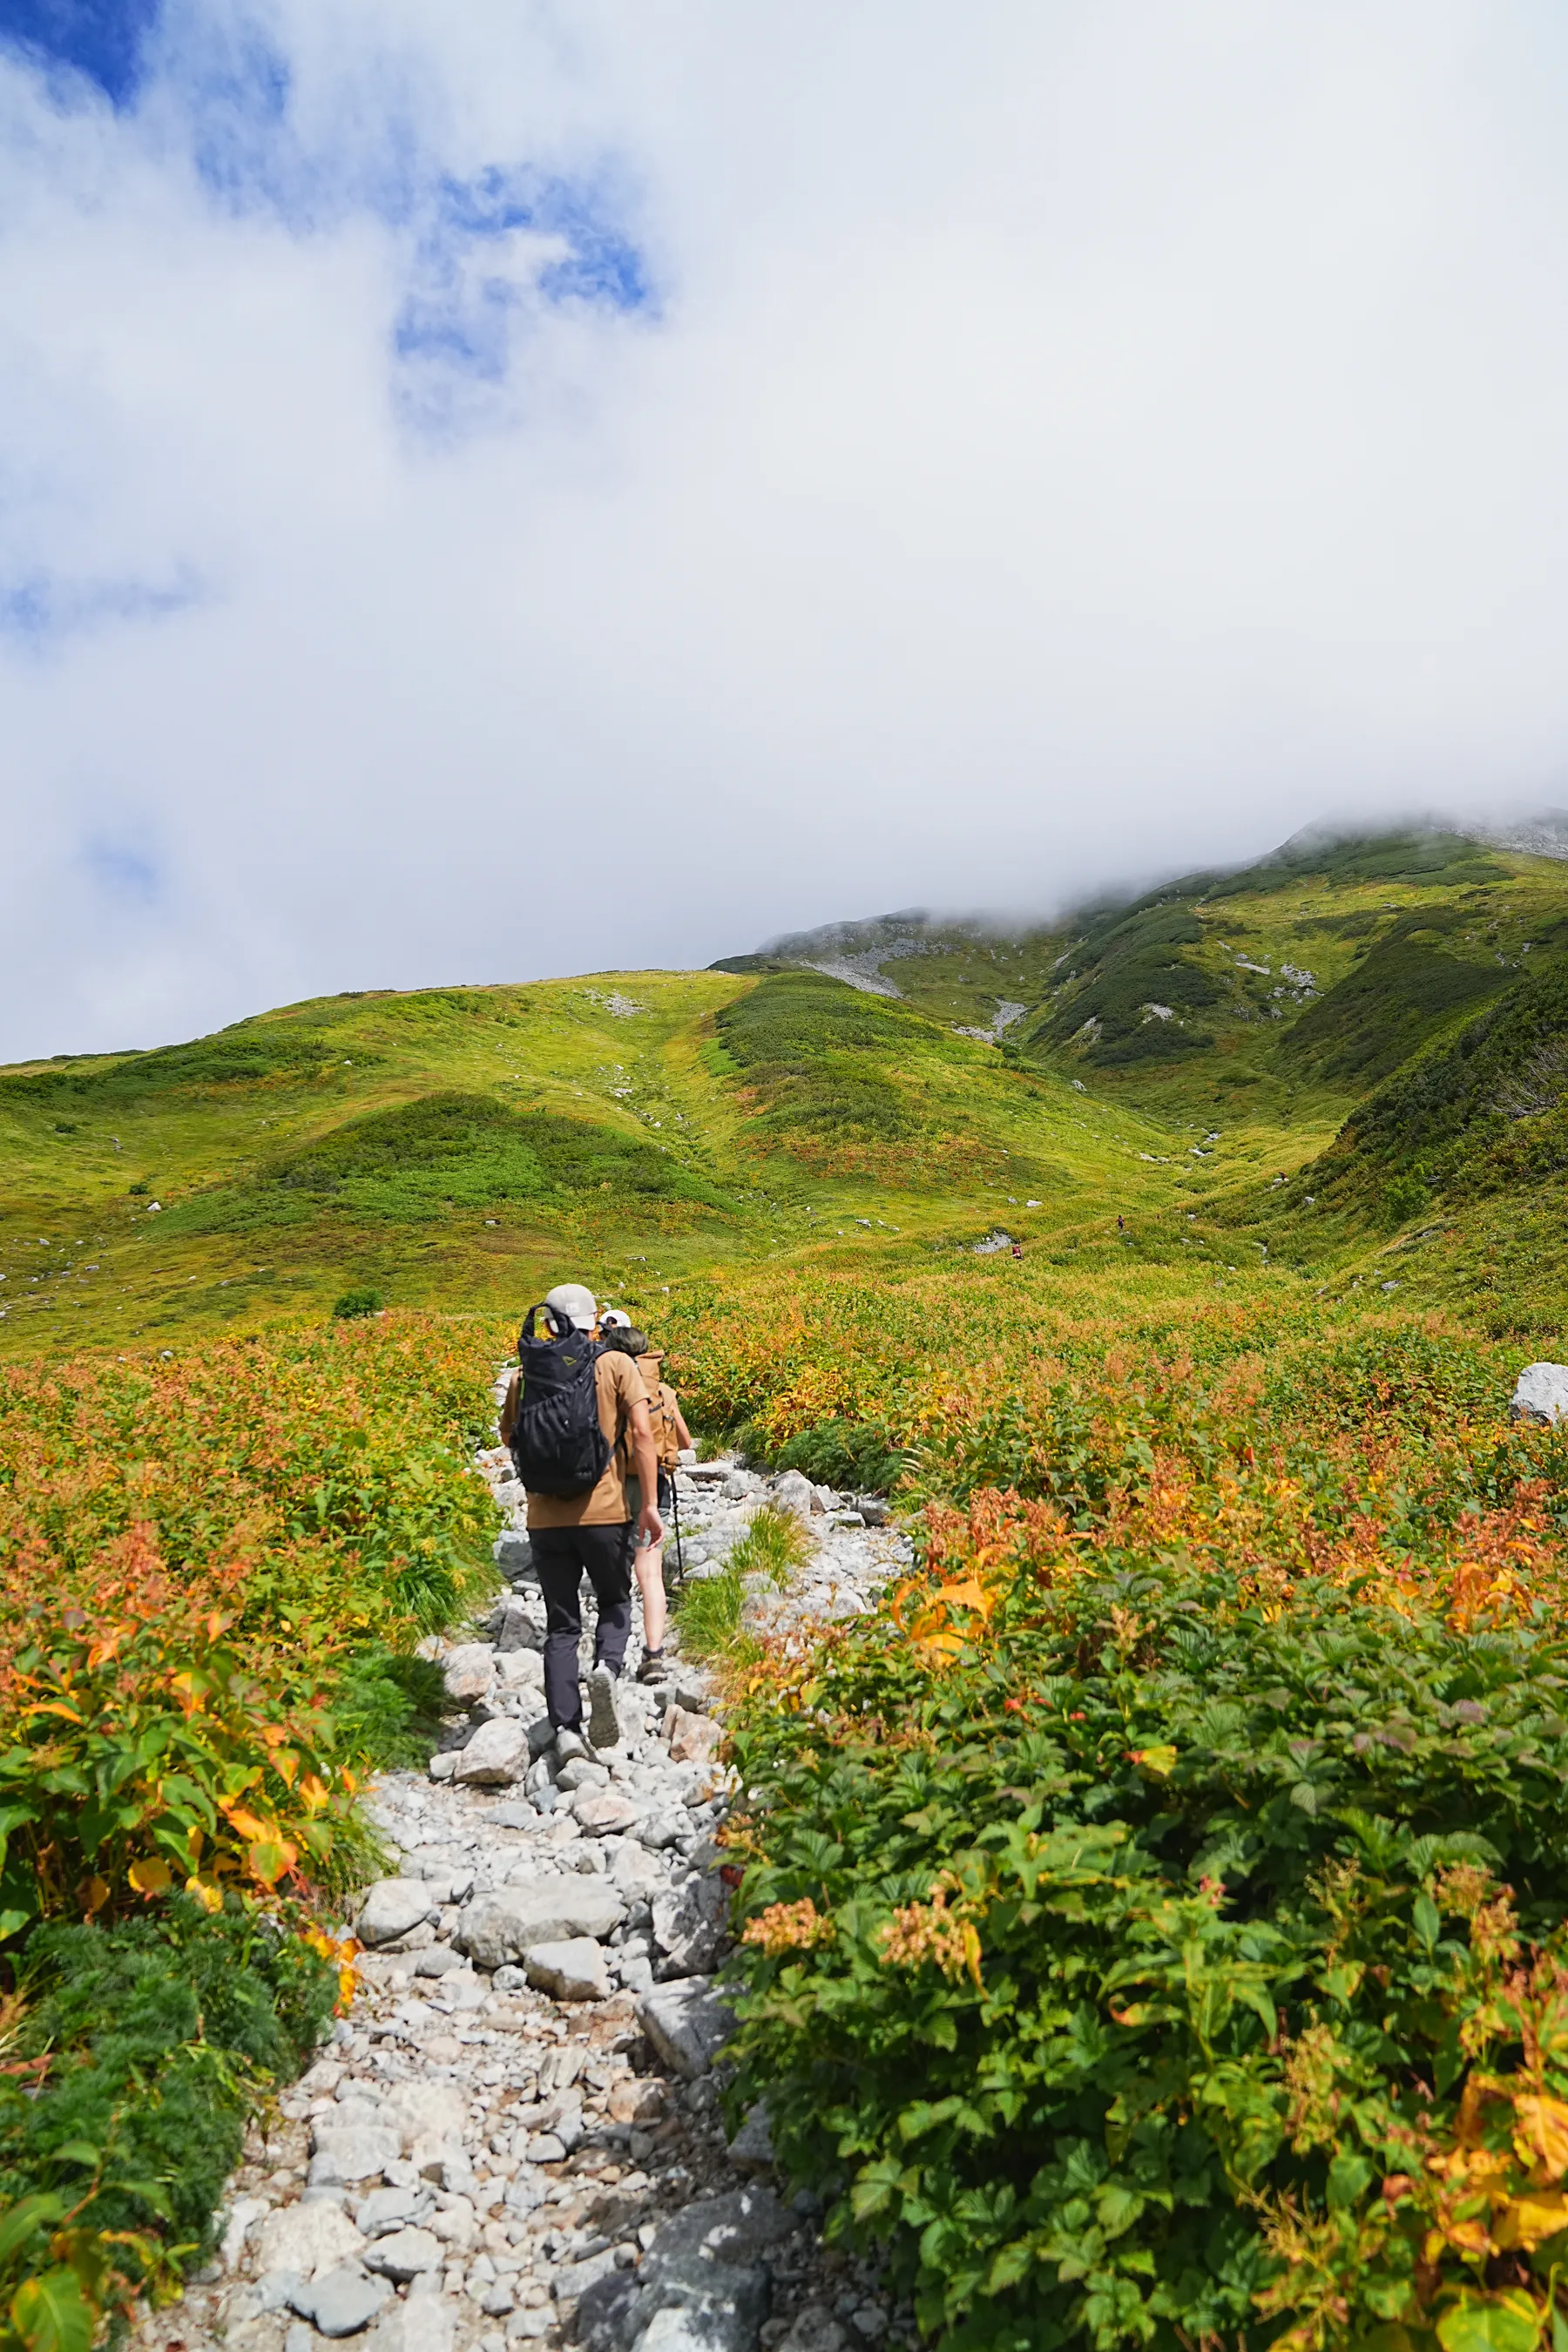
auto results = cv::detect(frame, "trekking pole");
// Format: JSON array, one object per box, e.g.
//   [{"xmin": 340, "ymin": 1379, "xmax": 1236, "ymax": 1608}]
[{"xmin": 671, "ymin": 1476, "xmax": 686, "ymax": 1591}]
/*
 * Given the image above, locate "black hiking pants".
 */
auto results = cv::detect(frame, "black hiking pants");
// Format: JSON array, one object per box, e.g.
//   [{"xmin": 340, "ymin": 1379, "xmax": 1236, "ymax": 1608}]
[{"xmin": 531, "ymin": 1522, "xmax": 635, "ymax": 1730}]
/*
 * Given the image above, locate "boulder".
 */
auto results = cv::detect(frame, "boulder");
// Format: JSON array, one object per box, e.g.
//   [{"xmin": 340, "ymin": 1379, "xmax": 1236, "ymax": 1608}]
[
  {"xmin": 379, "ymin": 2080, "xmax": 467, "ymax": 2154},
  {"xmin": 496, "ymin": 1650, "xmax": 544, "ymax": 1690},
  {"xmin": 652, "ymin": 1871, "xmax": 728, "ymax": 1977},
  {"xmin": 612, "ymin": 2190, "xmax": 794, "ymax": 2352},
  {"xmin": 308, "ymin": 2125, "xmax": 402, "ymax": 2187},
  {"xmin": 309, "ymin": 2264, "xmax": 389, "ymax": 2338},
  {"xmin": 772, "ymin": 1470, "xmax": 816, "ymax": 1521},
  {"xmin": 492, "ymin": 1596, "xmax": 544, "ymax": 1651},
  {"xmin": 354, "ymin": 2186, "xmax": 427, "ymax": 2239},
  {"xmin": 443, "ymin": 1642, "xmax": 497, "ymax": 1703},
  {"xmin": 637, "ymin": 2297, "xmax": 767, "ymax": 2352},
  {"xmin": 456, "ymin": 1880, "xmax": 626, "ymax": 1970},
  {"xmin": 1512, "ymin": 1363, "xmax": 1568, "ymax": 1425},
  {"xmin": 574, "ymin": 1789, "xmax": 642, "ymax": 1837},
  {"xmin": 362, "ymin": 2293, "xmax": 456, "ymax": 2352},
  {"xmin": 452, "ymin": 1717, "xmax": 530, "ymax": 1786},
  {"xmin": 496, "ymin": 1530, "xmax": 535, "ymax": 1579},
  {"xmin": 363, "ymin": 2226, "xmax": 443, "ymax": 2281},
  {"xmin": 608, "ymin": 2076, "xmax": 666, "ymax": 2126},
  {"xmin": 253, "ymin": 2200, "xmax": 366, "ymax": 2281},
  {"xmin": 636, "ymin": 1977, "xmax": 734, "ymax": 2079},
  {"xmin": 524, "ymin": 1937, "xmax": 612, "ymax": 2001},
  {"xmin": 666, "ymin": 1708, "xmax": 723, "ymax": 1766},
  {"xmin": 356, "ymin": 1880, "xmax": 436, "ymax": 1947},
  {"xmin": 726, "ymin": 2102, "xmax": 775, "ymax": 2173},
  {"xmin": 647, "ymin": 2186, "xmax": 794, "ymax": 2270},
  {"xmin": 610, "ymin": 1842, "xmax": 666, "ymax": 1904}
]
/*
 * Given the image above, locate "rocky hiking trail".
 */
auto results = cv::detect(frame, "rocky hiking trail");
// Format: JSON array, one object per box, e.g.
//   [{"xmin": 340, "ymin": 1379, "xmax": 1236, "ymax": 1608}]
[{"xmin": 134, "ymin": 1404, "xmax": 911, "ymax": 2352}]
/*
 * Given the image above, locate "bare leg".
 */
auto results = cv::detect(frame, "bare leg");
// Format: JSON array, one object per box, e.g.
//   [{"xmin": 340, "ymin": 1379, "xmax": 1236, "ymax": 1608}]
[{"xmin": 635, "ymin": 1545, "xmax": 667, "ymax": 1657}]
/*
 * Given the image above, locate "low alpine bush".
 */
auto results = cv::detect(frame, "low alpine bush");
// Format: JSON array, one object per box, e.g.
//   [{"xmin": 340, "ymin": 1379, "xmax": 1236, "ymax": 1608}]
[
  {"xmin": 0, "ymin": 1900, "xmax": 339, "ymax": 2339},
  {"xmin": 726, "ymin": 1536, "xmax": 1568, "ymax": 2352}
]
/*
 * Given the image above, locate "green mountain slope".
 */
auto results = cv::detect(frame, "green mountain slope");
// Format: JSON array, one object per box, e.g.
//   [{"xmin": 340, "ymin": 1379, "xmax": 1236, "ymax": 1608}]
[{"xmin": 6, "ymin": 823, "xmax": 1568, "ymax": 1355}]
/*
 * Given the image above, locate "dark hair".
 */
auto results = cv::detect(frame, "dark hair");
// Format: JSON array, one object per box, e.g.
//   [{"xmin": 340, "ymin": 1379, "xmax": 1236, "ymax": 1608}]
[{"xmin": 598, "ymin": 1327, "xmax": 649, "ymax": 1357}]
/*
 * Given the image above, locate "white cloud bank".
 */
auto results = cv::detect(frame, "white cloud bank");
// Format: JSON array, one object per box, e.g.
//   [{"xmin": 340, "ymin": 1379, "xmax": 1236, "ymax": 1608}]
[{"xmin": 5, "ymin": 0, "xmax": 1568, "ymax": 1057}]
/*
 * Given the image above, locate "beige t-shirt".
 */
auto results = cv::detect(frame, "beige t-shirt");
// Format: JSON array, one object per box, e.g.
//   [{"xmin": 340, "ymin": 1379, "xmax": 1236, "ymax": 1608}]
[{"xmin": 502, "ymin": 1348, "xmax": 645, "ymax": 1529}]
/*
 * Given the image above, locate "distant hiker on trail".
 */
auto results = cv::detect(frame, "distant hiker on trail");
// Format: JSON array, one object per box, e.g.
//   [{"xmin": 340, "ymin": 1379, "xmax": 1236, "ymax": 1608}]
[
  {"xmin": 1011, "ymin": 1238, "xmax": 1024, "ymax": 1260},
  {"xmin": 598, "ymin": 1312, "xmax": 693, "ymax": 1686},
  {"xmin": 499, "ymin": 1283, "xmax": 664, "ymax": 1758}
]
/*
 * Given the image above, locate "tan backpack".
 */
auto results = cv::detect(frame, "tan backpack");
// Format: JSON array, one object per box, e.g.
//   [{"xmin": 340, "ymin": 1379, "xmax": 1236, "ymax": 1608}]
[{"xmin": 621, "ymin": 1350, "xmax": 683, "ymax": 1474}]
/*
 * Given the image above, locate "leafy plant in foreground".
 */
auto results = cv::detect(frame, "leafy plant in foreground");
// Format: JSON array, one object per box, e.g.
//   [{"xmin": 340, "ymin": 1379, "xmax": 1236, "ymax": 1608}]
[{"xmin": 725, "ymin": 1545, "xmax": 1568, "ymax": 2352}]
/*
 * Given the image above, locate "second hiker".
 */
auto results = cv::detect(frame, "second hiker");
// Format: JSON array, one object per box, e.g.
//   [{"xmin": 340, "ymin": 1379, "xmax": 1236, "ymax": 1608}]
[
  {"xmin": 598, "ymin": 1311, "xmax": 693, "ymax": 1684},
  {"xmin": 500, "ymin": 1283, "xmax": 664, "ymax": 1758}
]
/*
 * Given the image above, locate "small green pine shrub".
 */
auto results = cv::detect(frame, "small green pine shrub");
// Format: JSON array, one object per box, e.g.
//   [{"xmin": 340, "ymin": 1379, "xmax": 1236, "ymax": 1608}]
[
  {"xmin": 1379, "ymin": 1172, "xmax": 1431, "ymax": 1228},
  {"xmin": 0, "ymin": 1903, "xmax": 336, "ymax": 2297},
  {"xmin": 332, "ymin": 1285, "xmax": 384, "ymax": 1319}
]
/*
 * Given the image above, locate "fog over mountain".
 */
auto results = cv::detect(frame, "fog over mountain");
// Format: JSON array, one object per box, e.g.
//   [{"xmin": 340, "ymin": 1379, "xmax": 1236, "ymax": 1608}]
[{"xmin": 6, "ymin": 2, "xmax": 1568, "ymax": 1059}]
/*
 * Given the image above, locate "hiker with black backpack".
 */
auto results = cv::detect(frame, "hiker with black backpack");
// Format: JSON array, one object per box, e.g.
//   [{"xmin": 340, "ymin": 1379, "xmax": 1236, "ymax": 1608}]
[
  {"xmin": 499, "ymin": 1283, "xmax": 664, "ymax": 1758},
  {"xmin": 598, "ymin": 1313, "xmax": 693, "ymax": 1686}
]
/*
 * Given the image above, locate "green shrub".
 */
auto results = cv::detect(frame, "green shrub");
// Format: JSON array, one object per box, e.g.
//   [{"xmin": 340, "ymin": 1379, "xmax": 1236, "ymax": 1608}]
[
  {"xmin": 333, "ymin": 1286, "xmax": 384, "ymax": 1319},
  {"xmin": 726, "ymin": 1562, "xmax": 1568, "ymax": 2352},
  {"xmin": 0, "ymin": 1902, "xmax": 336, "ymax": 2317},
  {"xmin": 1380, "ymin": 1172, "xmax": 1432, "ymax": 1227},
  {"xmin": 740, "ymin": 1416, "xmax": 906, "ymax": 1495},
  {"xmin": 166, "ymin": 1093, "xmax": 736, "ymax": 1234}
]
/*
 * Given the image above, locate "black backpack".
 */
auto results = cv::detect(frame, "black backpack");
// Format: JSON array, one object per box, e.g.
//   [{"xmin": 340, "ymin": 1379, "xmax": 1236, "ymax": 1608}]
[{"xmin": 509, "ymin": 1306, "xmax": 612, "ymax": 1497}]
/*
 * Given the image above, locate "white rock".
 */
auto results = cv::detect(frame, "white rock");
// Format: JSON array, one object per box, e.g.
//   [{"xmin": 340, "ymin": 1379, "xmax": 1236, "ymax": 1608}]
[
  {"xmin": 357, "ymin": 1880, "xmax": 436, "ymax": 1946},
  {"xmin": 453, "ymin": 1719, "xmax": 531, "ymax": 1786},
  {"xmin": 364, "ymin": 2226, "xmax": 443, "ymax": 2281},
  {"xmin": 308, "ymin": 2126, "xmax": 402, "ymax": 2186},
  {"xmin": 523, "ymin": 1938, "xmax": 612, "ymax": 2001},
  {"xmin": 573, "ymin": 1788, "xmax": 642, "ymax": 1836},
  {"xmin": 495, "ymin": 1651, "xmax": 544, "ymax": 1689},
  {"xmin": 456, "ymin": 1881, "xmax": 625, "ymax": 1969},
  {"xmin": 772, "ymin": 1470, "xmax": 816, "ymax": 1521},
  {"xmin": 443, "ymin": 1643, "xmax": 497, "ymax": 1702},
  {"xmin": 610, "ymin": 1843, "xmax": 666, "ymax": 1903},
  {"xmin": 652, "ymin": 1872, "xmax": 728, "ymax": 1976},
  {"xmin": 1512, "ymin": 1362, "xmax": 1568, "ymax": 1425},
  {"xmin": 310, "ymin": 2264, "xmax": 389, "ymax": 2338},
  {"xmin": 380, "ymin": 2081, "xmax": 468, "ymax": 2154},
  {"xmin": 636, "ymin": 1977, "xmax": 735, "ymax": 2078},
  {"xmin": 253, "ymin": 2201, "xmax": 367, "ymax": 2281},
  {"xmin": 362, "ymin": 2294, "xmax": 457, "ymax": 2352}
]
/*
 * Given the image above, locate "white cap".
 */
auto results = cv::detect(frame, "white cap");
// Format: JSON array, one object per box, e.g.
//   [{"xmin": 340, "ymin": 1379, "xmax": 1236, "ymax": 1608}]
[
  {"xmin": 599, "ymin": 1308, "xmax": 632, "ymax": 1329},
  {"xmin": 544, "ymin": 1282, "xmax": 597, "ymax": 1331}
]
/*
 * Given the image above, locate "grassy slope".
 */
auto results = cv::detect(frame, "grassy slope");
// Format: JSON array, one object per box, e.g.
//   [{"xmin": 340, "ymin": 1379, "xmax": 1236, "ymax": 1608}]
[{"xmin": 5, "ymin": 828, "xmax": 1568, "ymax": 1357}]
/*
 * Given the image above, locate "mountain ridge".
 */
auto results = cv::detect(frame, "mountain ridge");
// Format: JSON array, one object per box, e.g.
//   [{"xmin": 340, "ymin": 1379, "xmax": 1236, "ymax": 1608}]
[{"xmin": 5, "ymin": 820, "xmax": 1568, "ymax": 1350}]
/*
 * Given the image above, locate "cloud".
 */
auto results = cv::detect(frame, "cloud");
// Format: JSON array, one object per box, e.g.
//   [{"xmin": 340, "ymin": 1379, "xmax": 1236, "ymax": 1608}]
[{"xmin": 4, "ymin": 0, "xmax": 1568, "ymax": 1058}]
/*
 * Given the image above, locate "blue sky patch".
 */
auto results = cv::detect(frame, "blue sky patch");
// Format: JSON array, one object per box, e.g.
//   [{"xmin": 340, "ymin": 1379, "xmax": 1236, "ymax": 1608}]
[
  {"xmin": 394, "ymin": 165, "xmax": 652, "ymax": 431},
  {"xmin": 0, "ymin": 0, "xmax": 160, "ymax": 107},
  {"xmin": 0, "ymin": 568, "xmax": 202, "ymax": 642},
  {"xmin": 81, "ymin": 832, "xmax": 160, "ymax": 904}
]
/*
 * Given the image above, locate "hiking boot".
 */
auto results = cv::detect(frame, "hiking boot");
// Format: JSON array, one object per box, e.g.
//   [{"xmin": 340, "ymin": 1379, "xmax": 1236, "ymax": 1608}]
[
  {"xmin": 553, "ymin": 1727, "xmax": 590, "ymax": 1765},
  {"xmin": 636, "ymin": 1650, "xmax": 670, "ymax": 1686},
  {"xmin": 585, "ymin": 1666, "xmax": 620, "ymax": 1750}
]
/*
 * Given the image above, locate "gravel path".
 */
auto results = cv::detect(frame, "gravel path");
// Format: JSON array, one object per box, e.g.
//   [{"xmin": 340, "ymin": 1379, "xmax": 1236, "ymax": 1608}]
[{"xmin": 132, "ymin": 1413, "xmax": 912, "ymax": 2352}]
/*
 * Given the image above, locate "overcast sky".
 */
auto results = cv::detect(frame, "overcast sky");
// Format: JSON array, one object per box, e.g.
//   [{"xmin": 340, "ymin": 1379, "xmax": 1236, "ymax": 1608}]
[{"xmin": 5, "ymin": 1, "xmax": 1568, "ymax": 1058}]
